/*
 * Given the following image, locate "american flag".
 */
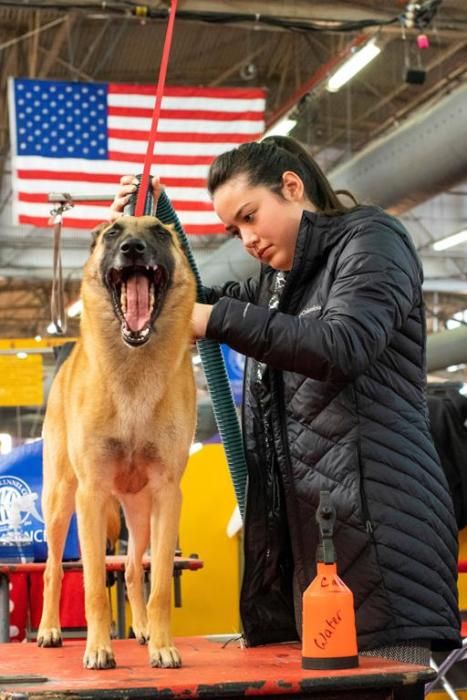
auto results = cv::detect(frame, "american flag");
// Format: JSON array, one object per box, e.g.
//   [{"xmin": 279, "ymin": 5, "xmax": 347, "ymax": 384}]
[{"xmin": 8, "ymin": 78, "xmax": 266, "ymax": 234}]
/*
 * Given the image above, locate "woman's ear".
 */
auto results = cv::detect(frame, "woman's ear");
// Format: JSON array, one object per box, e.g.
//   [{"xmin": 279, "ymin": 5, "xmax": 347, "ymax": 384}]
[{"xmin": 281, "ymin": 170, "xmax": 305, "ymax": 202}]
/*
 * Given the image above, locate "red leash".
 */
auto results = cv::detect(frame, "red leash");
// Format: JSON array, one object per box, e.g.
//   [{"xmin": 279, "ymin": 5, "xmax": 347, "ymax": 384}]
[{"xmin": 134, "ymin": 0, "xmax": 178, "ymax": 216}]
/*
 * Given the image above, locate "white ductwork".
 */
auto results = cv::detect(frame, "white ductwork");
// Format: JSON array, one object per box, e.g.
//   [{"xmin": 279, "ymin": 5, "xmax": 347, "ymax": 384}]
[
  {"xmin": 426, "ymin": 325, "xmax": 467, "ymax": 373},
  {"xmin": 328, "ymin": 82, "xmax": 467, "ymax": 214},
  {"xmin": 198, "ymin": 238, "xmax": 259, "ymax": 286}
]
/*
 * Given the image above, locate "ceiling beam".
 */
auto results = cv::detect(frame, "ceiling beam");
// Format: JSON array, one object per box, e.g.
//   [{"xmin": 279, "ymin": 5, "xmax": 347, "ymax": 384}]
[
  {"xmin": 176, "ymin": 1, "xmax": 396, "ymax": 22},
  {"xmin": 265, "ymin": 33, "xmax": 369, "ymax": 128},
  {"xmin": 38, "ymin": 12, "xmax": 77, "ymax": 78},
  {"xmin": 0, "ymin": 16, "xmax": 66, "ymax": 53}
]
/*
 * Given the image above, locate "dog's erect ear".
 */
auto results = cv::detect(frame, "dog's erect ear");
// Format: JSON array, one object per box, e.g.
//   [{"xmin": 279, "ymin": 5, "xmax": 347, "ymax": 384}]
[{"xmin": 89, "ymin": 222, "xmax": 109, "ymax": 251}]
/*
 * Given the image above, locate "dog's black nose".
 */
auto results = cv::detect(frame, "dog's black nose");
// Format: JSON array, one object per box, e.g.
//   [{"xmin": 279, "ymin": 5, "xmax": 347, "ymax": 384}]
[{"xmin": 120, "ymin": 237, "xmax": 147, "ymax": 257}]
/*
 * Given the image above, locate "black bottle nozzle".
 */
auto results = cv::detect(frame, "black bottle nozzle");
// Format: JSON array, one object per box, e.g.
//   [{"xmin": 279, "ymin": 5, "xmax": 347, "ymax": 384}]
[{"xmin": 316, "ymin": 490, "xmax": 336, "ymax": 564}]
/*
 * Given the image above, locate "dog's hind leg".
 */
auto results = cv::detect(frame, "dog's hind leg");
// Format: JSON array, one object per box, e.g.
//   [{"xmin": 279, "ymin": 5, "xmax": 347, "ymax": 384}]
[
  {"xmin": 76, "ymin": 483, "xmax": 116, "ymax": 669},
  {"xmin": 37, "ymin": 446, "xmax": 76, "ymax": 648},
  {"xmin": 120, "ymin": 491, "xmax": 151, "ymax": 644},
  {"xmin": 147, "ymin": 481, "xmax": 182, "ymax": 668}
]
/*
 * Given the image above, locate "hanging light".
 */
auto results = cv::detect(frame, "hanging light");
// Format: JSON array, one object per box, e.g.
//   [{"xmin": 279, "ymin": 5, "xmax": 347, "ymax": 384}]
[
  {"xmin": 432, "ymin": 229, "xmax": 467, "ymax": 251},
  {"xmin": 327, "ymin": 39, "xmax": 381, "ymax": 93},
  {"xmin": 262, "ymin": 116, "xmax": 297, "ymax": 139}
]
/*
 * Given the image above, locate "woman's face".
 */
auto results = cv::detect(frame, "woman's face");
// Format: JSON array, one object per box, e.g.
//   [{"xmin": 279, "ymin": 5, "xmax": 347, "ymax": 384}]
[{"xmin": 212, "ymin": 172, "xmax": 314, "ymax": 271}]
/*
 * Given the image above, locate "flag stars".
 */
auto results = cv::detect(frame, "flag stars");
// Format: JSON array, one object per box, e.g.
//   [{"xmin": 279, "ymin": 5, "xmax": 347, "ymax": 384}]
[{"xmin": 15, "ymin": 79, "xmax": 108, "ymax": 159}]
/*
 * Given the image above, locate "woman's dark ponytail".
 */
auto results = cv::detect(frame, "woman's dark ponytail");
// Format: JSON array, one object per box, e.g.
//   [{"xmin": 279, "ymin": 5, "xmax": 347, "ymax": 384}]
[{"xmin": 207, "ymin": 135, "xmax": 358, "ymax": 215}]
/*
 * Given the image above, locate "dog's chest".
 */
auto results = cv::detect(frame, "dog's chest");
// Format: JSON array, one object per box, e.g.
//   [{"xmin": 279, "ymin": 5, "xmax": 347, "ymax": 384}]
[{"xmin": 103, "ymin": 437, "xmax": 163, "ymax": 494}]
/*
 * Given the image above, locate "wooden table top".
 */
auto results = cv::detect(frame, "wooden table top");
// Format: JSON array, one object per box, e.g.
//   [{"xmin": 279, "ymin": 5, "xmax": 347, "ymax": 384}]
[{"xmin": 0, "ymin": 636, "xmax": 435, "ymax": 699}]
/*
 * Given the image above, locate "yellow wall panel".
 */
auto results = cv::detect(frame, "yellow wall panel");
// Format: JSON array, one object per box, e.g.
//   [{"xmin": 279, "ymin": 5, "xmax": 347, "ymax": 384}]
[
  {"xmin": 0, "ymin": 355, "xmax": 43, "ymax": 406},
  {"xmin": 171, "ymin": 444, "xmax": 241, "ymax": 636}
]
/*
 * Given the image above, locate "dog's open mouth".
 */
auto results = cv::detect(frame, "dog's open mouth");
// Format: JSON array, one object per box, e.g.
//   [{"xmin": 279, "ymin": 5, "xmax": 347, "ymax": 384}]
[{"xmin": 107, "ymin": 265, "xmax": 167, "ymax": 346}]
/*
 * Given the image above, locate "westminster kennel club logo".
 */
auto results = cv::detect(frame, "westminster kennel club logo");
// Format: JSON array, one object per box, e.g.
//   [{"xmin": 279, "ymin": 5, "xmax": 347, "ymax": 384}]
[{"xmin": 0, "ymin": 475, "xmax": 43, "ymax": 541}]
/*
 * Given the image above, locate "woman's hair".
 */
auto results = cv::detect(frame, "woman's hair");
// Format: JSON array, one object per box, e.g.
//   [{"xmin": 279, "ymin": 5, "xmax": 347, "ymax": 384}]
[{"xmin": 207, "ymin": 135, "xmax": 358, "ymax": 215}]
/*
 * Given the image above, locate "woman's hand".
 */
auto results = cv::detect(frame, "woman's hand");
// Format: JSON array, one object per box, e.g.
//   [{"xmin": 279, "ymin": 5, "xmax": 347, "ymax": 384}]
[
  {"xmin": 109, "ymin": 175, "xmax": 162, "ymax": 221},
  {"xmin": 192, "ymin": 303, "xmax": 213, "ymax": 341}
]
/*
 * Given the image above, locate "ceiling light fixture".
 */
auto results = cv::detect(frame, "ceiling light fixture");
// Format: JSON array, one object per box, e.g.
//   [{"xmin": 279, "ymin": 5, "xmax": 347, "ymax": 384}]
[
  {"xmin": 432, "ymin": 229, "xmax": 467, "ymax": 251},
  {"xmin": 262, "ymin": 117, "xmax": 297, "ymax": 139},
  {"xmin": 327, "ymin": 39, "xmax": 381, "ymax": 93}
]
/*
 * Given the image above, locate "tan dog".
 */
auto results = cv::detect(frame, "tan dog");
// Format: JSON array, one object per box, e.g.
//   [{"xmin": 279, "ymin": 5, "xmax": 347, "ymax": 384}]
[{"xmin": 37, "ymin": 216, "xmax": 196, "ymax": 669}]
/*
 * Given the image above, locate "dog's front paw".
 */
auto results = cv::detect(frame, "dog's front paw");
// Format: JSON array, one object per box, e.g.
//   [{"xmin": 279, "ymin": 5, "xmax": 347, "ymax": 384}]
[
  {"xmin": 131, "ymin": 621, "xmax": 149, "ymax": 645},
  {"xmin": 149, "ymin": 645, "xmax": 181, "ymax": 668},
  {"xmin": 135, "ymin": 629, "xmax": 149, "ymax": 645},
  {"xmin": 37, "ymin": 627, "xmax": 62, "ymax": 647},
  {"xmin": 83, "ymin": 645, "xmax": 116, "ymax": 670}
]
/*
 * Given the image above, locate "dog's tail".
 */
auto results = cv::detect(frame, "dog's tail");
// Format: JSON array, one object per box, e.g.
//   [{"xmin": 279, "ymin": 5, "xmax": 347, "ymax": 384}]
[{"xmin": 106, "ymin": 496, "xmax": 122, "ymax": 550}]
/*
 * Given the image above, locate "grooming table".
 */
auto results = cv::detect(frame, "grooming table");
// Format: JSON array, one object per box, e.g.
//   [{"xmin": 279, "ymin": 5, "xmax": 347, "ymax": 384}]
[
  {"xmin": 0, "ymin": 554, "xmax": 203, "ymax": 643},
  {"xmin": 0, "ymin": 636, "xmax": 435, "ymax": 699}
]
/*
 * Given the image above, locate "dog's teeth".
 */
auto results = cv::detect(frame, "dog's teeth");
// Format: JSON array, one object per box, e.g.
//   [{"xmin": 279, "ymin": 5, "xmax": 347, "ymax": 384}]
[{"xmin": 121, "ymin": 284, "xmax": 127, "ymax": 313}]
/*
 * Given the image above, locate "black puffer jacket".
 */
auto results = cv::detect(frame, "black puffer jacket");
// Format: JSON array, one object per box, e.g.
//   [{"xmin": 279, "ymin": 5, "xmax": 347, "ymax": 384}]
[{"xmin": 205, "ymin": 206, "xmax": 461, "ymax": 652}]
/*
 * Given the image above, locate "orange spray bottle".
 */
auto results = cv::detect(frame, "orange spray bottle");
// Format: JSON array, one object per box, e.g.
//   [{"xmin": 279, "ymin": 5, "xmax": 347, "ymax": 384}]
[{"xmin": 302, "ymin": 490, "xmax": 359, "ymax": 670}]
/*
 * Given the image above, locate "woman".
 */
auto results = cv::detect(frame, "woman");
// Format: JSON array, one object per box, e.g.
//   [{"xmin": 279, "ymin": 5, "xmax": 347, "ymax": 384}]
[{"xmin": 111, "ymin": 136, "xmax": 460, "ymax": 666}]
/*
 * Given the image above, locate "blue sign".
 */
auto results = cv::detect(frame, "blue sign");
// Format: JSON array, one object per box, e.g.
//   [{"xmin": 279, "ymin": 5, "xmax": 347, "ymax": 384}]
[
  {"xmin": 221, "ymin": 344, "xmax": 245, "ymax": 405},
  {"xmin": 0, "ymin": 440, "xmax": 80, "ymax": 562}
]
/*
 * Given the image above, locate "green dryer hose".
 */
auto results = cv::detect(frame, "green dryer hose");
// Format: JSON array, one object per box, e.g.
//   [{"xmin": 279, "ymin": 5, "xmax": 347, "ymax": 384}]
[{"xmin": 156, "ymin": 191, "xmax": 248, "ymax": 519}]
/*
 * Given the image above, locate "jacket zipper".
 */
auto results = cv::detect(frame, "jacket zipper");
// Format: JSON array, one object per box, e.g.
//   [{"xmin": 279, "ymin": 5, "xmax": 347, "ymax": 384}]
[
  {"xmin": 353, "ymin": 393, "xmax": 375, "ymax": 538},
  {"xmin": 272, "ymin": 371, "xmax": 308, "ymax": 592}
]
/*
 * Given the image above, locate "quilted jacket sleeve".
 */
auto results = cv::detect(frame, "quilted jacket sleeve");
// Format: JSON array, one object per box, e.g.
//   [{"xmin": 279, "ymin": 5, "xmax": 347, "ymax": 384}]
[
  {"xmin": 202, "ymin": 277, "xmax": 259, "ymax": 304},
  {"xmin": 205, "ymin": 225, "xmax": 421, "ymax": 381}
]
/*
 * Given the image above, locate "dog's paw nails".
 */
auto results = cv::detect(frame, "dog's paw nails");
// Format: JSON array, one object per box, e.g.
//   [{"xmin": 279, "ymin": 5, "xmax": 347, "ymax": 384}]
[
  {"xmin": 37, "ymin": 628, "xmax": 62, "ymax": 647},
  {"xmin": 150, "ymin": 646, "xmax": 182, "ymax": 668},
  {"xmin": 136, "ymin": 632, "xmax": 149, "ymax": 645},
  {"xmin": 83, "ymin": 647, "xmax": 116, "ymax": 670}
]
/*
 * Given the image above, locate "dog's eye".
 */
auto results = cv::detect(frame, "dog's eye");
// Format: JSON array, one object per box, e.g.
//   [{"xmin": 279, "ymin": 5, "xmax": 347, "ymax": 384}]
[
  {"xmin": 152, "ymin": 226, "xmax": 170, "ymax": 238},
  {"xmin": 105, "ymin": 228, "xmax": 119, "ymax": 237}
]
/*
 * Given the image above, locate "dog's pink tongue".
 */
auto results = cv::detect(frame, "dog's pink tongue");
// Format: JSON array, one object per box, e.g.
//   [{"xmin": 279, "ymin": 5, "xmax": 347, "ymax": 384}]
[{"xmin": 125, "ymin": 273, "xmax": 150, "ymax": 332}]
